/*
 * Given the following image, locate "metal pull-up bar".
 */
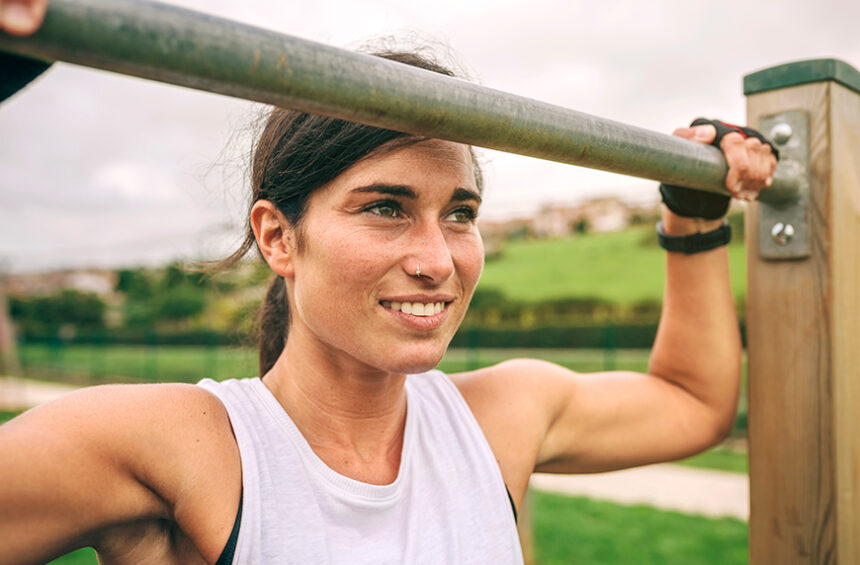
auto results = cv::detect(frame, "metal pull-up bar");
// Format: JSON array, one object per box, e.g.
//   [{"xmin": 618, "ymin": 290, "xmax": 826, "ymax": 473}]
[{"xmin": 0, "ymin": 0, "xmax": 799, "ymax": 202}]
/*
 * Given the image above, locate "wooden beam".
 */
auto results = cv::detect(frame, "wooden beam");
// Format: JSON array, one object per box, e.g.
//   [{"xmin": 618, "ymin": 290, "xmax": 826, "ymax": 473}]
[{"xmin": 745, "ymin": 61, "xmax": 860, "ymax": 564}]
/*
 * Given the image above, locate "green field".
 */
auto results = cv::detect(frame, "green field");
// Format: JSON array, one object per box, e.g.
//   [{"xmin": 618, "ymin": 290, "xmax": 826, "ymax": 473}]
[
  {"xmin": 532, "ymin": 492, "xmax": 747, "ymax": 565},
  {"xmin": 16, "ymin": 345, "xmax": 648, "ymax": 384},
  {"xmin": 41, "ymin": 493, "xmax": 747, "ymax": 565},
  {"xmin": 17, "ymin": 343, "xmax": 259, "ymax": 384},
  {"xmin": 46, "ymin": 549, "xmax": 98, "ymax": 565},
  {"xmin": 479, "ymin": 226, "xmax": 747, "ymax": 304}
]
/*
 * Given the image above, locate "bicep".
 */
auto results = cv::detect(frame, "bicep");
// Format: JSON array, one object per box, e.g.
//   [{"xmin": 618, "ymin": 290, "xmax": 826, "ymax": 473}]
[
  {"xmin": 458, "ymin": 359, "xmax": 732, "ymax": 482},
  {"xmin": 536, "ymin": 367, "xmax": 730, "ymax": 474}
]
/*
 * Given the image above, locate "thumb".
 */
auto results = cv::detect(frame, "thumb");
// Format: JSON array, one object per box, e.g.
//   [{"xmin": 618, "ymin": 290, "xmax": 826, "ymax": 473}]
[
  {"xmin": 672, "ymin": 124, "xmax": 717, "ymax": 144},
  {"xmin": 0, "ymin": 0, "xmax": 48, "ymax": 37}
]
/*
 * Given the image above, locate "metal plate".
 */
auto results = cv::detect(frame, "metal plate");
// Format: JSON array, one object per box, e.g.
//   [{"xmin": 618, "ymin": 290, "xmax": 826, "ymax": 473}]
[{"xmin": 758, "ymin": 110, "xmax": 811, "ymax": 260}]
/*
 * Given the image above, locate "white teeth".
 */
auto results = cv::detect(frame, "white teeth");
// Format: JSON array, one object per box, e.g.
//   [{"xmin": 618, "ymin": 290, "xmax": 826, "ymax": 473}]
[{"xmin": 383, "ymin": 300, "xmax": 447, "ymax": 317}]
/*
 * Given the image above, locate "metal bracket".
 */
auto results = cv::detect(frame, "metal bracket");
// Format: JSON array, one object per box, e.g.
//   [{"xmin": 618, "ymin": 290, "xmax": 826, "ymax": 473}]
[{"xmin": 757, "ymin": 110, "xmax": 811, "ymax": 260}]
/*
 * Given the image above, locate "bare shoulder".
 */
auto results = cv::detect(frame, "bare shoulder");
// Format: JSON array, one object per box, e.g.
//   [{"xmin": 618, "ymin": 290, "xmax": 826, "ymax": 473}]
[
  {"xmin": 6, "ymin": 382, "xmax": 235, "ymax": 465},
  {"xmin": 452, "ymin": 357, "xmax": 575, "ymax": 398},
  {"xmin": 450, "ymin": 359, "xmax": 577, "ymax": 503},
  {"xmin": 4, "ymin": 381, "xmax": 240, "ymax": 507},
  {"xmin": 0, "ymin": 382, "xmax": 241, "ymax": 563},
  {"xmin": 452, "ymin": 358, "xmax": 578, "ymax": 433}
]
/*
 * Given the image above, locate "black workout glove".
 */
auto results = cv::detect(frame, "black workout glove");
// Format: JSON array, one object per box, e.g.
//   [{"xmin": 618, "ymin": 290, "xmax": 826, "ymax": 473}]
[
  {"xmin": 0, "ymin": 51, "xmax": 52, "ymax": 103},
  {"xmin": 659, "ymin": 118, "xmax": 779, "ymax": 220}
]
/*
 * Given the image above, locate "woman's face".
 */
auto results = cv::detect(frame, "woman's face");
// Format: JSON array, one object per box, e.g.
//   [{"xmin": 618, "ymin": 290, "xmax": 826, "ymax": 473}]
[{"xmin": 284, "ymin": 139, "xmax": 484, "ymax": 375}]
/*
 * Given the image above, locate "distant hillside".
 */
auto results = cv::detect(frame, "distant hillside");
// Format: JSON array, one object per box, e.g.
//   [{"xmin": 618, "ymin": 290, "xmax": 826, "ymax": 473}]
[{"xmin": 477, "ymin": 225, "xmax": 747, "ymax": 305}]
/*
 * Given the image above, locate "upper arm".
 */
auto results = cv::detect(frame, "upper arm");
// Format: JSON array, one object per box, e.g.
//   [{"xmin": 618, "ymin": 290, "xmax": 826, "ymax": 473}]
[
  {"xmin": 0, "ymin": 383, "xmax": 239, "ymax": 565},
  {"xmin": 455, "ymin": 358, "xmax": 737, "ymax": 485}
]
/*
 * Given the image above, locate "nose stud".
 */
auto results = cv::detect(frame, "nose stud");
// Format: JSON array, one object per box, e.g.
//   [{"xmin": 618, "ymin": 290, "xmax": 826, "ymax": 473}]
[{"xmin": 415, "ymin": 263, "xmax": 421, "ymax": 277}]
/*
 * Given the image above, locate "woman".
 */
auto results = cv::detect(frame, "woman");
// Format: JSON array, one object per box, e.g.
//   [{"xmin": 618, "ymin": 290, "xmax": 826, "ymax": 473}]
[{"xmin": 0, "ymin": 4, "xmax": 777, "ymax": 564}]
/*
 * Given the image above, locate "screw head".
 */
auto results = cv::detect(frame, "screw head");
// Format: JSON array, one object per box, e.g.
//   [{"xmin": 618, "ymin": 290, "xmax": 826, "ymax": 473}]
[
  {"xmin": 771, "ymin": 222, "xmax": 795, "ymax": 245},
  {"xmin": 770, "ymin": 123, "xmax": 793, "ymax": 145}
]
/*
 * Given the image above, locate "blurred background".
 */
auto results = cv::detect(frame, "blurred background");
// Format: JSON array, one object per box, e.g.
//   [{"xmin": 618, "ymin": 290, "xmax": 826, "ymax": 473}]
[{"xmin": 1, "ymin": 0, "xmax": 858, "ymax": 563}]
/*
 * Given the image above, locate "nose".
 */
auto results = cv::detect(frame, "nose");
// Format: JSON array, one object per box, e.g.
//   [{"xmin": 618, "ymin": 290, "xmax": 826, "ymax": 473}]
[{"xmin": 406, "ymin": 219, "xmax": 455, "ymax": 283}]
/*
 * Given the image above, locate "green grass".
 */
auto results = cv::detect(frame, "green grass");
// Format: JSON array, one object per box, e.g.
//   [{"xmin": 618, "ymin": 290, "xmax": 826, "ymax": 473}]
[
  {"xmin": 17, "ymin": 344, "xmax": 258, "ymax": 385},
  {"xmin": 0, "ymin": 410, "xmax": 20, "ymax": 424},
  {"xmin": 532, "ymin": 491, "xmax": 748, "ymax": 565},
  {"xmin": 16, "ymin": 345, "xmax": 643, "ymax": 385},
  {"xmin": 479, "ymin": 227, "xmax": 747, "ymax": 304},
  {"xmin": 41, "ymin": 497, "xmax": 747, "ymax": 565},
  {"xmin": 676, "ymin": 445, "xmax": 748, "ymax": 474},
  {"xmin": 46, "ymin": 548, "xmax": 98, "ymax": 565}
]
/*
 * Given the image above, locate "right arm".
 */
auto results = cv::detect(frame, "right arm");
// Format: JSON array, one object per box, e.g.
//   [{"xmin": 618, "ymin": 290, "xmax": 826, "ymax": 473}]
[{"xmin": 0, "ymin": 383, "xmax": 240, "ymax": 565}]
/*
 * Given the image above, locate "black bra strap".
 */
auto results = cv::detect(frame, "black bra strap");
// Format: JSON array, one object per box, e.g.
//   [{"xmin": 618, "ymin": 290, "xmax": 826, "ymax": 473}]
[
  {"xmin": 505, "ymin": 484, "xmax": 518, "ymax": 524},
  {"xmin": 215, "ymin": 492, "xmax": 243, "ymax": 565}
]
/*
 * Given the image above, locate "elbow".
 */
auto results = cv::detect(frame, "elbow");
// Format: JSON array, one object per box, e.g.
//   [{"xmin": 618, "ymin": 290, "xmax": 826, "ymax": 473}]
[
  {"xmin": 697, "ymin": 397, "xmax": 738, "ymax": 452},
  {"xmin": 709, "ymin": 409, "xmax": 737, "ymax": 448}
]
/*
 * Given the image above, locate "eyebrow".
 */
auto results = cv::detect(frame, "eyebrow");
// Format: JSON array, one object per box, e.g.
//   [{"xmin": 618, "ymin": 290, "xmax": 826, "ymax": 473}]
[
  {"xmin": 351, "ymin": 184, "xmax": 482, "ymax": 205},
  {"xmin": 351, "ymin": 184, "xmax": 417, "ymax": 199},
  {"xmin": 452, "ymin": 187, "xmax": 482, "ymax": 205}
]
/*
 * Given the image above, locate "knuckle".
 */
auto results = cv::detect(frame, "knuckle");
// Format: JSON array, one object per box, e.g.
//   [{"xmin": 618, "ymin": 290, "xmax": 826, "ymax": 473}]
[{"xmin": 732, "ymin": 161, "xmax": 750, "ymax": 176}]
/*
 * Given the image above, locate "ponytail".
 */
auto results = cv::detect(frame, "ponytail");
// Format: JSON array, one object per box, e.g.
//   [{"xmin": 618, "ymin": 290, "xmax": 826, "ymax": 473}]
[{"xmin": 258, "ymin": 275, "xmax": 288, "ymax": 376}]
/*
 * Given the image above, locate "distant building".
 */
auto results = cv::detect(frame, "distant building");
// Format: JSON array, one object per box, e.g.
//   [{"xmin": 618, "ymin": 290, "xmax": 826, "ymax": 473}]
[
  {"xmin": 6, "ymin": 269, "xmax": 117, "ymax": 298},
  {"xmin": 488, "ymin": 197, "xmax": 661, "ymax": 243}
]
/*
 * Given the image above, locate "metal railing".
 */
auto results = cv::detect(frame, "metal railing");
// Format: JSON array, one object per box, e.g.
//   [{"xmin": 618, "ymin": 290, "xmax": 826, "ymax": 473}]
[{"xmin": 0, "ymin": 0, "xmax": 799, "ymax": 202}]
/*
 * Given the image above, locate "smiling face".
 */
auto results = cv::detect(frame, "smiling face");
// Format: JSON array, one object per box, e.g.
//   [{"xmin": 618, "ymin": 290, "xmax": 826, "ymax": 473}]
[{"xmin": 280, "ymin": 139, "xmax": 484, "ymax": 375}]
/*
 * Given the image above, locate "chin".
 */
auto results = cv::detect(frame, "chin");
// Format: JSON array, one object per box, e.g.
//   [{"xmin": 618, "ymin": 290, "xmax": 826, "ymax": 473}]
[
  {"xmin": 376, "ymin": 345, "xmax": 447, "ymax": 375},
  {"xmin": 381, "ymin": 357, "xmax": 443, "ymax": 375}
]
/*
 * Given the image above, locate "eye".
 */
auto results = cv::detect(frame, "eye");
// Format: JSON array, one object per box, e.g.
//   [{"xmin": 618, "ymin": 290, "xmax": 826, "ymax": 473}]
[
  {"xmin": 364, "ymin": 200, "xmax": 401, "ymax": 218},
  {"xmin": 445, "ymin": 206, "xmax": 478, "ymax": 224}
]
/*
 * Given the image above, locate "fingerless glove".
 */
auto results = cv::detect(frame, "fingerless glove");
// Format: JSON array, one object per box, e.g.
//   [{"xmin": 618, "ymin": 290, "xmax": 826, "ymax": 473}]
[{"xmin": 659, "ymin": 118, "xmax": 779, "ymax": 220}]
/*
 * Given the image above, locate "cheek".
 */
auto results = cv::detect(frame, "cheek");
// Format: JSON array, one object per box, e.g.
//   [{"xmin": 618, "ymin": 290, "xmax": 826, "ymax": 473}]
[
  {"xmin": 455, "ymin": 234, "xmax": 484, "ymax": 291},
  {"xmin": 292, "ymin": 228, "xmax": 386, "ymax": 308}
]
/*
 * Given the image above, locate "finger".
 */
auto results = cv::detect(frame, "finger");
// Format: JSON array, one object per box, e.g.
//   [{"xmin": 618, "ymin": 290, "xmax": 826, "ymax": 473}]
[
  {"xmin": 0, "ymin": 0, "xmax": 47, "ymax": 37},
  {"xmin": 673, "ymin": 124, "xmax": 717, "ymax": 144},
  {"xmin": 745, "ymin": 138, "xmax": 775, "ymax": 188},
  {"xmin": 720, "ymin": 132, "xmax": 752, "ymax": 198}
]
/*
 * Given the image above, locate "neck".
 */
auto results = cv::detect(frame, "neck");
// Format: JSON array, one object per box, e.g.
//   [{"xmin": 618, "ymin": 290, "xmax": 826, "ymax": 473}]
[{"xmin": 262, "ymin": 331, "xmax": 408, "ymax": 484}]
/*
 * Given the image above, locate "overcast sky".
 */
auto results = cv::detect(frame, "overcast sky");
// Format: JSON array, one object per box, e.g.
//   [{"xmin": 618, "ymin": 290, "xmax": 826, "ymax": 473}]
[{"xmin": 1, "ymin": 0, "xmax": 858, "ymax": 273}]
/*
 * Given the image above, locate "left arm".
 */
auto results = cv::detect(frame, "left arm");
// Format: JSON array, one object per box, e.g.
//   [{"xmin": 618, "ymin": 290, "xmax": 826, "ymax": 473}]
[{"xmin": 455, "ymin": 122, "xmax": 776, "ymax": 499}]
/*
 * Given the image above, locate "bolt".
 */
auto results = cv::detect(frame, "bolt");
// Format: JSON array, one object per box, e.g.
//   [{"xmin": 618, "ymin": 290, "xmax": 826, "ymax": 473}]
[
  {"xmin": 770, "ymin": 123, "xmax": 793, "ymax": 145},
  {"xmin": 771, "ymin": 222, "xmax": 795, "ymax": 245}
]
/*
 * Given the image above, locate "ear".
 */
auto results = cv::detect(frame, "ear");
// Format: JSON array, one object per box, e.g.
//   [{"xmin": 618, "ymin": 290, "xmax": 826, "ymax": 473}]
[{"xmin": 251, "ymin": 200, "xmax": 296, "ymax": 278}]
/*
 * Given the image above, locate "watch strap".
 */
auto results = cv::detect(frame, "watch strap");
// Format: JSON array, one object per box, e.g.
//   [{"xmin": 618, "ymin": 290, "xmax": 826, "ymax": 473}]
[{"xmin": 656, "ymin": 220, "xmax": 732, "ymax": 254}]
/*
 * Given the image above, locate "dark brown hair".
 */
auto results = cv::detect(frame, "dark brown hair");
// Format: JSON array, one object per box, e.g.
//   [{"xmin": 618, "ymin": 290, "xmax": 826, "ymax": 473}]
[{"xmin": 221, "ymin": 50, "xmax": 482, "ymax": 376}]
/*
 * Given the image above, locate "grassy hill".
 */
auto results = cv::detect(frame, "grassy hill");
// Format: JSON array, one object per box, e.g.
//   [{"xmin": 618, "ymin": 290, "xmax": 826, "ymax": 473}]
[{"xmin": 477, "ymin": 225, "xmax": 747, "ymax": 305}]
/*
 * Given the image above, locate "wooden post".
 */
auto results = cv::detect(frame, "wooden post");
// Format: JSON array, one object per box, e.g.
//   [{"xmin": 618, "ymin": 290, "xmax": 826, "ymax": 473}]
[{"xmin": 745, "ymin": 59, "xmax": 860, "ymax": 564}]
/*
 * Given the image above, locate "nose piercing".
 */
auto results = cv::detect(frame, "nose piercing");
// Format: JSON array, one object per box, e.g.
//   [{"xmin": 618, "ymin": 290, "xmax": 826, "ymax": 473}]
[{"xmin": 415, "ymin": 264, "xmax": 421, "ymax": 277}]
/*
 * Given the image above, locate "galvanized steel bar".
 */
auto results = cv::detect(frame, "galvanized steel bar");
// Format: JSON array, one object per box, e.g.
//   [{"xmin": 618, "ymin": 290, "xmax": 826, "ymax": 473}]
[{"xmin": 0, "ymin": 0, "xmax": 799, "ymax": 201}]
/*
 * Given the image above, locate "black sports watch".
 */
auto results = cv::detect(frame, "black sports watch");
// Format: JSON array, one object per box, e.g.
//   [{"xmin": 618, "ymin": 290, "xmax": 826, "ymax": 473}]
[{"xmin": 656, "ymin": 221, "xmax": 732, "ymax": 255}]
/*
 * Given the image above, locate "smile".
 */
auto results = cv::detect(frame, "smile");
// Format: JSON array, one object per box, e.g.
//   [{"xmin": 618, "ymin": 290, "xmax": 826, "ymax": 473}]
[{"xmin": 381, "ymin": 300, "xmax": 446, "ymax": 317}]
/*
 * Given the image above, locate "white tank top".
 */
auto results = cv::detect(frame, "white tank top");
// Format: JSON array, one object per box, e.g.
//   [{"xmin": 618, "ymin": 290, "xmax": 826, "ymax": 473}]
[{"xmin": 198, "ymin": 371, "xmax": 523, "ymax": 565}]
